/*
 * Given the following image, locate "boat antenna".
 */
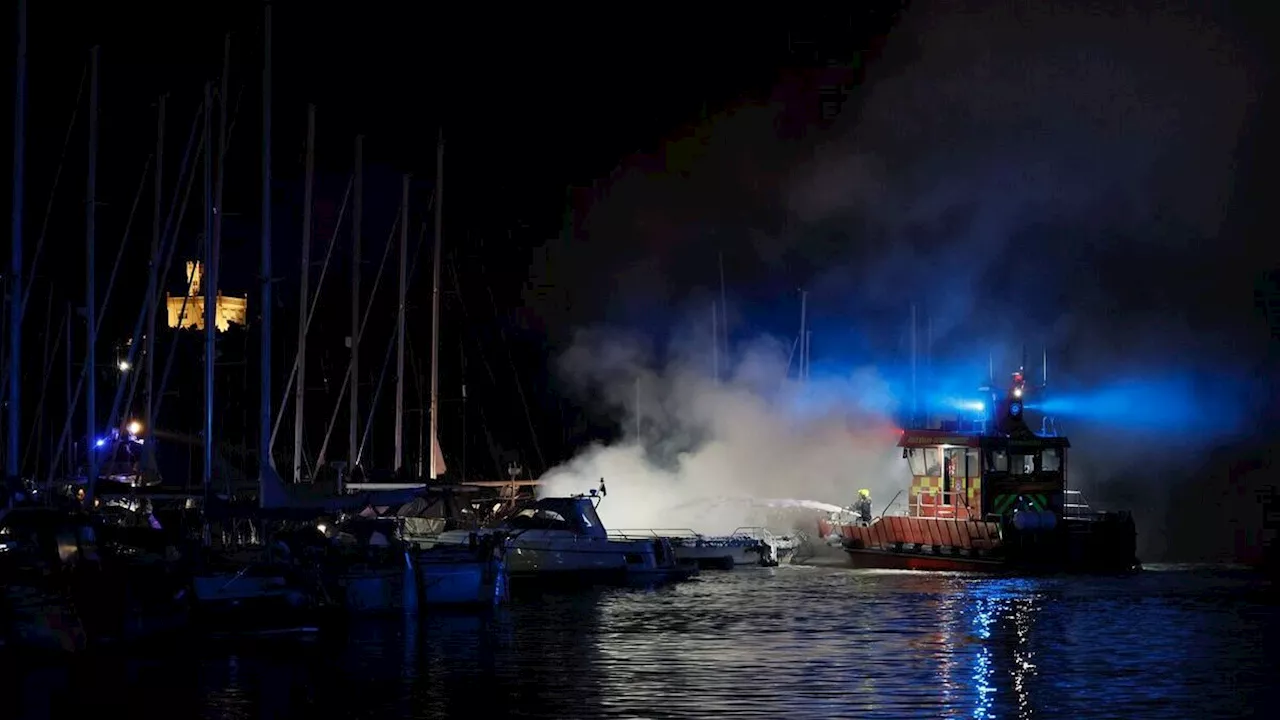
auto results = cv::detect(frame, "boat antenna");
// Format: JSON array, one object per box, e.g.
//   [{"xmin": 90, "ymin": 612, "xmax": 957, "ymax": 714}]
[{"xmin": 910, "ymin": 303, "xmax": 917, "ymax": 426}]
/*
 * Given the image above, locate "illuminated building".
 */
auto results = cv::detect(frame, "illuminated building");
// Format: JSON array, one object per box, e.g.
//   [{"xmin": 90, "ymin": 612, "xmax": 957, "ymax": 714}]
[{"xmin": 166, "ymin": 260, "xmax": 248, "ymax": 332}]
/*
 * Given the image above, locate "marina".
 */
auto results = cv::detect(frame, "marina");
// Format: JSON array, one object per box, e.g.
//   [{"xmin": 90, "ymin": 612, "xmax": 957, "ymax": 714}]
[{"xmin": 1, "ymin": 5, "xmax": 1276, "ymax": 719}]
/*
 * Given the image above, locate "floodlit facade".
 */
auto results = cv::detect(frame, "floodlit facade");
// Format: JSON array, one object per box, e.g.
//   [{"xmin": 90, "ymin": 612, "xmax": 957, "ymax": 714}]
[{"xmin": 166, "ymin": 260, "xmax": 248, "ymax": 332}]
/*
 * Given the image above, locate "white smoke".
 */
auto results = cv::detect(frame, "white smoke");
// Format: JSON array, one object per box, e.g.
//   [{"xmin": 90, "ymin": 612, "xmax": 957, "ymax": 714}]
[{"xmin": 537, "ymin": 327, "xmax": 910, "ymax": 534}]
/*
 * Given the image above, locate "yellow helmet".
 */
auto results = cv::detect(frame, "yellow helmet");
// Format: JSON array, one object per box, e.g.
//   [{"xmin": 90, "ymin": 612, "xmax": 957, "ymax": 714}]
[{"xmin": 858, "ymin": 489, "xmax": 870, "ymax": 498}]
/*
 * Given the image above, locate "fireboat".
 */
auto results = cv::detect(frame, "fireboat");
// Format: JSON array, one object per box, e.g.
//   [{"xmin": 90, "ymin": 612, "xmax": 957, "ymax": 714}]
[{"xmin": 821, "ymin": 366, "xmax": 1141, "ymax": 574}]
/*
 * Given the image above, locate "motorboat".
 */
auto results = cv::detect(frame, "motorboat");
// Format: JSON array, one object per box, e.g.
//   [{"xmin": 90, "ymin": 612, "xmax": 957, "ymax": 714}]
[{"xmin": 434, "ymin": 485, "xmax": 697, "ymax": 587}]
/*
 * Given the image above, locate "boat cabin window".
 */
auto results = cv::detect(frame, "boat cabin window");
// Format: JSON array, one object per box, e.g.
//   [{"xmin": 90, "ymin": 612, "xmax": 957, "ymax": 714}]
[
  {"xmin": 505, "ymin": 507, "xmax": 571, "ymax": 531},
  {"xmin": 906, "ymin": 448, "xmax": 924, "ymax": 475},
  {"xmin": 986, "ymin": 449, "xmax": 1008, "ymax": 473},
  {"xmin": 1041, "ymin": 448, "xmax": 1062, "ymax": 472},
  {"xmin": 923, "ymin": 448, "xmax": 942, "ymax": 476},
  {"xmin": 906, "ymin": 448, "xmax": 942, "ymax": 476},
  {"xmin": 1010, "ymin": 454, "xmax": 1036, "ymax": 475}
]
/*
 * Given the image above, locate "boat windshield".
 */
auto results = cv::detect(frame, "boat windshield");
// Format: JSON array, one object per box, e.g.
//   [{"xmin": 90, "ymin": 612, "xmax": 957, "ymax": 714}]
[
  {"xmin": 502, "ymin": 507, "xmax": 572, "ymax": 532},
  {"xmin": 497, "ymin": 498, "xmax": 609, "ymax": 538}
]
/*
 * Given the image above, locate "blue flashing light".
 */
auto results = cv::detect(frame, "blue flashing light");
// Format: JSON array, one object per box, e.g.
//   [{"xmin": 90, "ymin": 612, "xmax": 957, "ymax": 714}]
[
  {"xmin": 1009, "ymin": 402, "xmax": 1022, "ymax": 416},
  {"xmin": 94, "ymin": 438, "xmax": 106, "ymax": 448}
]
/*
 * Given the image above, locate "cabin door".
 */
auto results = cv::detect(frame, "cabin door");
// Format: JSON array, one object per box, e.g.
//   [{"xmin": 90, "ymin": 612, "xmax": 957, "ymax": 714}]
[{"xmin": 943, "ymin": 448, "xmax": 978, "ymax": 520}]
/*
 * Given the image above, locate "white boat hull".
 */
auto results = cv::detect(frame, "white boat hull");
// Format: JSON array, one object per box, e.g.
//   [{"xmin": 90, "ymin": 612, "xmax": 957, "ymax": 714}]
[{"xmin": 435, "ymin": 530, "xmax": 690, "ymax": 585}]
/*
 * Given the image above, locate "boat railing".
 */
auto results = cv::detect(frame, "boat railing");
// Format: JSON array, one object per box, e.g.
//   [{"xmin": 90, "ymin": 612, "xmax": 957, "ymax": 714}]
[
  {"xmin": 728, "ymin": 526, "xmax": 790, "ymax": 545},
  {"xmin": 1064, "ymin": 489, "xmax": 1093, "ymax": 517},
  {"xmin": 608, "ymin": 528, "xmax": 703, "ymax": 541},
  {"xmin": 910, "ymin": 491, "xmax": 971, "ymax": 519},
  {"xmin": 430, "ymin": 530, "xmax": 661, "ymax": 550}
]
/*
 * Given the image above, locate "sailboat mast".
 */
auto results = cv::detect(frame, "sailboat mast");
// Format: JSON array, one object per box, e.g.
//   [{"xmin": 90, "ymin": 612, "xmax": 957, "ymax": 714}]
[
  {"xmin": 798, "ymin": 330, "xmax": 808, "ymax": 381},
  {"xmin": 349, "ymin": 135, "xmax": 361, "ymax": 477},
  {"xmin": 293, "ymin": 103, "xmax": 313, "ymax": 484},
  {"xmin": 201, "ymin": 81, "xmax": 213, "ymax": 496},
  {"xmin": 429, "ymin": 131, "xmax": 443, "ymax": 481},
  {"xmin": 144, "ymin": 95, "xmax": 164, "ymax": 478},
  {"xmin": 925, "ymin": 314, "xmax": 932, "ymax": 425},
  {"xmin": 64, "ymin": 302, "xmax": 71, "ymax": 477},
  {"xmin": 84, "ymin": 46, "xmax": 99, "ymax": 502},
  {"xmin": 910, "ymin": 303, "xmax": 918, "ymax": 426},
  {"xmin": 259, "ymin": 0, "xmax": 274, "ymax": 498},
  {"xmin": 718, "ymin": 251, "xmax": 727, "ymax": 372},
  {"xmin": 7, "ymin": 0, "xmax": 26, "ymax": 481},
  {"xmin": 394, "ymin": 173, "xmax": 408, "ymax": 472},
  {"xmin": 209, "ymin": 36, "xmax": 231, "ymax": 492}
]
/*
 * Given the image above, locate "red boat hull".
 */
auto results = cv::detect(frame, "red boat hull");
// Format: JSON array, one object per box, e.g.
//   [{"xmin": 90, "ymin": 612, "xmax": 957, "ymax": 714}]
[{"xmin": 822, "ymin": 514, "xmax": 1140, "ymax": 574}]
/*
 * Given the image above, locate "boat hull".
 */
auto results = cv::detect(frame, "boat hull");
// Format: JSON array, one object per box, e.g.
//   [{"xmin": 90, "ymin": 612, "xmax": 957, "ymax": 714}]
[
  {"xmin": 416, "ymin": 559, "xmax": 508, "ymax": 606},
  {"xmin": 828, "ymin": 513, "xmax": 1140, "ymax": 575},
  {"xmin": 414, "ymin": 546, "xmax": 509, "ymax": 607}
]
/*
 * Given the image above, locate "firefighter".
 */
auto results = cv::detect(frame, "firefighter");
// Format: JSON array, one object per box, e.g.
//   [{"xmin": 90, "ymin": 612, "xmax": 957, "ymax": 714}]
[{"xmin": 855, "ymin": 489, "xmax": 873, "ymax": 524}]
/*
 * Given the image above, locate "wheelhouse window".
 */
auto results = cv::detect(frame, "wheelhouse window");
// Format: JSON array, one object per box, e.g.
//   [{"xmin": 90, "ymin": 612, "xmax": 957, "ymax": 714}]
[
  {"xmin": 906, "ymin": 448, "xmax": 927, "ymax": 475},
  {"xmin": 1010, "ymin": 454, "xmax": 1036, "ymax": 475},
  {"xmin": 986, "ymin": 449, "xmax": 1008, "ymax": 473},
  {"xmin": 922, "ymin": 448, "xmax": 942, "ymax": 476},
  {"xmin": 1041, "ymin": 447, "xmax": 1062, "ymax": 472},
  {"xmin": 505, "ymin": 508, "xmax": 569, "ymax": 531}
]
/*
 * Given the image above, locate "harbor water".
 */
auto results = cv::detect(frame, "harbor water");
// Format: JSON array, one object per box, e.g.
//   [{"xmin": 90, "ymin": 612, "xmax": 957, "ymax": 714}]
[{"xmin": 4, "ymin": 565, "xmax": 1274, "ymax": 719}]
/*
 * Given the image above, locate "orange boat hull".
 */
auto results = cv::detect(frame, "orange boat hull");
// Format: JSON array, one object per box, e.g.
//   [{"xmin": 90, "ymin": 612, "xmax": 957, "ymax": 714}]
[{"xmin": 820, "ymin": 514, "xmax": 1140, "ymax": 574}]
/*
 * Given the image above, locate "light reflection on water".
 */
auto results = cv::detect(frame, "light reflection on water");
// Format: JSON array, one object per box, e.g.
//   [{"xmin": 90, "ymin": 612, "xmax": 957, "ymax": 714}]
[{"xmin": 2, "ymin": 565, "xmax": 1274, "ymax": 719}]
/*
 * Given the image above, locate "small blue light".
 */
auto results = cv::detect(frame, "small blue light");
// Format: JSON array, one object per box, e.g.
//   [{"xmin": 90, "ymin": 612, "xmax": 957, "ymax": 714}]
[
  {"xmin": 94, "ymin": 438, "xmax": 106, "ymax": 447},
  {"xmin": 975, "ymin": 401, "xmax": 985, "ymax": 412},
  {"xmin": 1010, "ymin": 402, "xmax": 1022, "ymax": 416}
]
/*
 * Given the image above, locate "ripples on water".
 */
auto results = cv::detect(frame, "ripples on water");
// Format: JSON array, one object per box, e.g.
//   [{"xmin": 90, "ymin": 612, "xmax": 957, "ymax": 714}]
[{"xmin": 4, "ymin": 565, "xmax": 1275, "ymax": 719}]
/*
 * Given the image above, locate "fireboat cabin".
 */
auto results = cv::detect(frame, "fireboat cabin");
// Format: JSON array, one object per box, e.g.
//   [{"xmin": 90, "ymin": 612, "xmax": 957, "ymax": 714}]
[{"xmin": 826, "ymin": 368, "xmax": 1140, "ymax": 574}]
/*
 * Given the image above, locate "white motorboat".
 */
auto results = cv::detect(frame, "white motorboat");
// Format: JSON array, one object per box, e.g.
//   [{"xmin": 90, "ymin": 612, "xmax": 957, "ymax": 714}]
[{"xmin": 434, "ymin": 489, "xmax": 697, "ymax": 587}]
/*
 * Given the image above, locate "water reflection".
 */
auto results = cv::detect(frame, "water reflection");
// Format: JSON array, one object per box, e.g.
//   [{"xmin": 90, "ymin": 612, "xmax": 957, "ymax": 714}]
[{"xmin": 2, "ymin": 566, "xmax": 1272, "ymax": 718}]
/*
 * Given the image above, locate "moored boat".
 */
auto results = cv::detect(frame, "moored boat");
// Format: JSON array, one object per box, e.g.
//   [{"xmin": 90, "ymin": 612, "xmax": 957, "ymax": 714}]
[
  {"xmin": 435, "ymin": 485, "xmax": 697, "ymax": 588},
  {"xmin": 414, "ymin": 536, "xmax": 509, "ymax": 606},
  {"xmin": 823, "ymin": 365, "xmax": 1141, "ymax": 574}
]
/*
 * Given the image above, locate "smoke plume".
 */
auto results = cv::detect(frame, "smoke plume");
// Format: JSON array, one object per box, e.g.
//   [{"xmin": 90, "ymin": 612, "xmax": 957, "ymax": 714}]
[{"xmin": 538, "ymin": 326, "xmax": 906, "ymax": 534}]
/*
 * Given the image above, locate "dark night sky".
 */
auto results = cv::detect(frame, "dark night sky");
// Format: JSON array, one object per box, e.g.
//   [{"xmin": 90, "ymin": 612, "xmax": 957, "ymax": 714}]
[{"xmin": 3, "ymin": 1, "xmax": 1280, "ymax": 560}]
